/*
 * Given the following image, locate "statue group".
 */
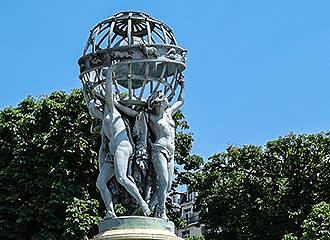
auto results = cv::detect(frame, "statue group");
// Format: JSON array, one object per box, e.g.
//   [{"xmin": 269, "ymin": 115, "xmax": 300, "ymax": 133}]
[
  {"xmin": 83, "ymin": 70, "xmax": 184, "ymax": 220},
  {"xmin": 78, "ymin": 12, "xmax": 187, "ymax": 222}
]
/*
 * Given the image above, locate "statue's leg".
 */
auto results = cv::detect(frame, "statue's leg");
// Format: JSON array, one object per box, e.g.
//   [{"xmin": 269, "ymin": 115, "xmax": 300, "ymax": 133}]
[
  {"xmin": 148, "ymin": 187, "xmax": 159, "ymax": 211},
  {"xmin": 96, "ymin": 162, "xmax": 116, "ymax": 219},
  {"xmin": 152, "ymin": 153, "xmax": 168, "ymax": 219},
  {"xmin": 167, "ymin": 158, "xmax": 175, "ymax": 193},
  {"xmin": 98, "ymin": 137, "xmax": 107, "ymax": 169},
  {"xmin": 113, "ymin": 141, "xmax": 151, "ymax": 216}
]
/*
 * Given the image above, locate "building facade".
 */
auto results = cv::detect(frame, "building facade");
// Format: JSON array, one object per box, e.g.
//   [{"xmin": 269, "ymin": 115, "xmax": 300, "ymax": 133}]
[{"xmin": 172, "ymin": 191, "xmax": 202, "ymax": 239}]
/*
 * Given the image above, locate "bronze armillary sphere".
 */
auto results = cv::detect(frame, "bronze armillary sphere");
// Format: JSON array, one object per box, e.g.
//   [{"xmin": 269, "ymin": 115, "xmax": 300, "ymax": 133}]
[{"xmin": 78, "ymin": 11, "xmax": 187, "ymax": 108}]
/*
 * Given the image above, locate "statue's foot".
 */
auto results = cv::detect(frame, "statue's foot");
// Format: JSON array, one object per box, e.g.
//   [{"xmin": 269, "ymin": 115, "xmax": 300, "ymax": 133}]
[
  {"xmin": 148, "ymin": 197, "xmax": 157, "ymax": 210},
  {"xmin": 103, "ymin": 211, "xmax": 116, "ymax": 220},
  {"xmin": 141, "ymin": 202, "xmax": 151, "ymax": 216},
  {"xmin": 155, "ymin": 208, "xmax": 168, "ymax": 219},
  {"xmin": 157, "ymin": 212, "xmax": 168, "ymax": 220}
]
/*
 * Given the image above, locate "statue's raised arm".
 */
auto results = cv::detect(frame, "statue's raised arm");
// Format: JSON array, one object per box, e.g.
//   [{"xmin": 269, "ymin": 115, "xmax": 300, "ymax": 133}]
[
  {"xmin": 104, "ymin": 67, "xmax": 114, "ymax": 112},
  {"xmin": 168, "ymin": 75, "xmax": 185, "ymax": 116},
  {"xmin": 83, "ymin": 83, "xmax": 103, "ymax": 120},
  {"xmin": 115, "ymin": 100, "xmax": 139, "ymax": 117}
]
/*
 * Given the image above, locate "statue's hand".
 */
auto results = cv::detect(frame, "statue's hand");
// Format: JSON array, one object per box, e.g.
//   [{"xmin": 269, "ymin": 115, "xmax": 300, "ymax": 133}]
[
  {"xmin": 113, "ymin": 94, "xmax": 119, "ymax": 104},
  {"xmin": 83, "ymin": 81, "xmax": 91, "ymax": 89},
  {"xmin": 178, "ymin": 75, "xmax": 185, "ymax": 87},
  {"xmin": 82, "ymin": 82, "xmax": 88, "ymax": 93}
]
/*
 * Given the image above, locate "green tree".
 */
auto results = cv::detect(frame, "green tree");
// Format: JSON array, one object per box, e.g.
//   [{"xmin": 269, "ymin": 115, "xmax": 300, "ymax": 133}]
[
  {"xmin": 301, "ymin": 201, "xmax": 330, "ymax": 240},
  {"xmin": 191, "ymin": 133, "xmax": 330, "ymax": 240},
  {"xmin": 0, "ymin": 90, "xmax": 198, "ymax": 239},
  {"xmin": 0, "ymin": 90, "xmax": 100, "ymax": 239},
  {"xmin": 283, "ymin": 201, "xmax": 330, "ymax": 240}
]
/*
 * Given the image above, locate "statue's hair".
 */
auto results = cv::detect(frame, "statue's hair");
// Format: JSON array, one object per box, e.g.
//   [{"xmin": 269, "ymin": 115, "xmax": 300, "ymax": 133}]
[{"xmin": 147, "ymin": 90, "xmax": 164, "ymax": 112}]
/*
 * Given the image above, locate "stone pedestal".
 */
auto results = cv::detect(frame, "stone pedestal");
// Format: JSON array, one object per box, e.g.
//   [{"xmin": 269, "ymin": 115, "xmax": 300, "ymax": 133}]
[{"xmin": 92, "ymin": 216, "xmax": 183, "ymax": 240}]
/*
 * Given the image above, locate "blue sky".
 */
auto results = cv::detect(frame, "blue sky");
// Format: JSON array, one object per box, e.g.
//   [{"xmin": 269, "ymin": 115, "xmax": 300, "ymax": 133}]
[{"xmin": 1, "ymin": 0, "xmax": 329, "ymax": 159}]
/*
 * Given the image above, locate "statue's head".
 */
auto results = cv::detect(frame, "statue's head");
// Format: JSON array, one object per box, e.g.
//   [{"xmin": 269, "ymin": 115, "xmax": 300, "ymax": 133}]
[
  {"xmin": 147, "ymin": 91, "xmax": 169, "ymax": 112},
  {"xmin": 87, "ymin": 98, "xmax": 102, "ymax": 115}
]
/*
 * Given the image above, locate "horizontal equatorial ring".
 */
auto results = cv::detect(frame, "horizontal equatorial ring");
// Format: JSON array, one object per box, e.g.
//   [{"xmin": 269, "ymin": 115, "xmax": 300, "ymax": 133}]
[{"xmin": 78, "ymin": 44, "xmax": 187, "ymax": 75}]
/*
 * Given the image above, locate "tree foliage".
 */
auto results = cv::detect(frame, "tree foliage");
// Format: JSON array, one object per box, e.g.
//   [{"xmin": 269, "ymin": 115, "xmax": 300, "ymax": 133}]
[
  {"xmin": 300, "ymin": 201, "xmax": 330, "ymax": 240},
  {"xmin": 0, "ymin": 90, "xmax": 198, "ymax": 239},
  {"xmin": 191, "ymin": 133, "xmax": 330, "ymax": 240},
  {"xmin": 282, "ymin": 201, "xmax": 330, "ymax": 240},
  {"xmin": 0, "ymin": 90, "xmax": 100, "ymax": 239}
]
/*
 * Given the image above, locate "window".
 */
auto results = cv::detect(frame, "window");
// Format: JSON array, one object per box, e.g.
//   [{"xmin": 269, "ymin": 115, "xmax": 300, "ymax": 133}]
[
  {"xmin": 187, "ymin": 192, "xmax": 192, "ymax": 202},
  {"xmin": 182, "ymin": 230, "xmax": 190, "ymax": 238},
  {"xmin": 184, "ymin": 208, "xmax": 191, "ymax": 213}
]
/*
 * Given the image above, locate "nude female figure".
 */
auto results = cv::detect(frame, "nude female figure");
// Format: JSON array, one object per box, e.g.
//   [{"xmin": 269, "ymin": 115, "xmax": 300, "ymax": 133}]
[
  {"xmin": 82, "ymin": 68, "xmax": 151, "ymax": 219},
  {"xmin": 115, "ymin": 77, "xmax": 184, "ymax": 219}
]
